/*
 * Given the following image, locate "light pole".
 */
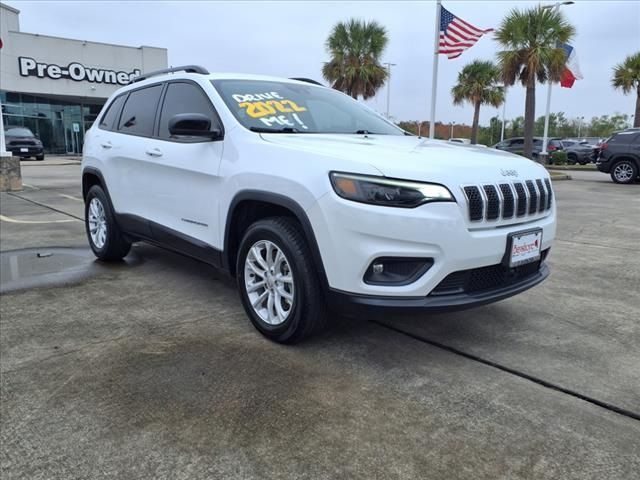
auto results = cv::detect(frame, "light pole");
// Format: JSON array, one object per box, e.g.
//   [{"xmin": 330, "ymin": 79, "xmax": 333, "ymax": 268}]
[
  {"xmin": 630, "ymin": 115, "xmax": 635, "ymax": 128},
  {"xmin": 384, "ymin": 62, "xmax": 397, "ymax": 119},
  {"xmin": 540, "ymin": 1, "xmax": 575, "ymax": 161},
  {"xmin": 450, "ymin": 121, "xmax": 455, "ymax": 139},
  {"xmin": 0, "ymin": 101, "xmax": 8, "ymax": 157},
  {"xmin": 577, "ymin": 116, "xmax": 584, "ymax": 137},
  {"xmin": 500, "ymin": 85, "xmax": 507, "ymax": 142}
]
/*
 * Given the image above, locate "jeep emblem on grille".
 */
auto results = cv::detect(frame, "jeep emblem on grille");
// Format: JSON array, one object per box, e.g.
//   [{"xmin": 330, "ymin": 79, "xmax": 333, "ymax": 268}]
[{"xmin": 500, "ymin": 169, "xmax": 518, "ymax": 177}]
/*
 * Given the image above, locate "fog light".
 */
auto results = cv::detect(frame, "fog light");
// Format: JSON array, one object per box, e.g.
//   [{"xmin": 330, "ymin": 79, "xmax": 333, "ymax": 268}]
[{"xmin": 364, "ymin": 257, "xmax": 434, "ymax": 286}]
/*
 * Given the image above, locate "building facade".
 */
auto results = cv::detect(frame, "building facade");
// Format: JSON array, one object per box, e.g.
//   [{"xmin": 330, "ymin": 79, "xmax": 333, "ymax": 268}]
[{"xmin": 0, "ymin": 2, "xmax": 167, "ymax": 153}]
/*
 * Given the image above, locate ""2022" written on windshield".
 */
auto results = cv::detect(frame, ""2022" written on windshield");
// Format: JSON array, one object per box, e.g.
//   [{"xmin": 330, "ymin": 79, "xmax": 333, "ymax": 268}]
[{"xmin": 232, "ymin": 92, "xmax": 309, "ymax": 129}]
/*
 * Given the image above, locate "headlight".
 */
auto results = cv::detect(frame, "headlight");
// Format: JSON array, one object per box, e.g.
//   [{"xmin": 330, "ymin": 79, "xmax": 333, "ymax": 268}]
[{"xmin": 329, "ymin": 172, "xmax": 455, "ymax": 208}]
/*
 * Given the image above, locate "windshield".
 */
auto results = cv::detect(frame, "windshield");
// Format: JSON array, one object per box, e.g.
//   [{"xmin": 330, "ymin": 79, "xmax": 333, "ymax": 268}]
[
  {"xmin": 212, "ymin": 79, "xmax": 403, "ymax": 135},
  {"xmin": 6, "ymin": 127, "xmax": 34, "ymax": 137}
]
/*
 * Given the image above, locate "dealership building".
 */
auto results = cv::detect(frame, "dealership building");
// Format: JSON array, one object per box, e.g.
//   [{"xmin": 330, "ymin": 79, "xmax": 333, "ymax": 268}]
[{"xmin": 0, "ymin": 2, "xmax": 167, "ymax": 153}]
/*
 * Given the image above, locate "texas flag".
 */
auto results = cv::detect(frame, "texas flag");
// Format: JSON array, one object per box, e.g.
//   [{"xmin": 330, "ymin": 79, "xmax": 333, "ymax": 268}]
[{"xmin": 559, "ymin": 43, "xmax": 583, "ymax": 88}]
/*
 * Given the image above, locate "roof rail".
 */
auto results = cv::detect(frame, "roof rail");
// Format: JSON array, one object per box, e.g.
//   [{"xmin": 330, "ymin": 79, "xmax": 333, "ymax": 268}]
[
  {"xmin": 129, "ymin": 65, "xmax": 209, "ymax": 84},
  {"xmin": 290, "ymin": 77, "xmax": 324, "ymax": 86}
]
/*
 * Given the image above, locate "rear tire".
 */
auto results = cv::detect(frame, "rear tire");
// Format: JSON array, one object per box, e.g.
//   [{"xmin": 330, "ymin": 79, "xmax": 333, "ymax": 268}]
[
  {"xmin": 84, "ymin": 185, "xmax": 131, "ymax": 261},
  {"xmin": 237, "ymin": 217, "xmax": 327, "ymax": 344},
  {"xmin": 567, "ymin": 154, "xmax": 577, "ymax": 165},
  {"xmin": 610, "ymin": 160, "xmax": 638, "ymax": 184}
]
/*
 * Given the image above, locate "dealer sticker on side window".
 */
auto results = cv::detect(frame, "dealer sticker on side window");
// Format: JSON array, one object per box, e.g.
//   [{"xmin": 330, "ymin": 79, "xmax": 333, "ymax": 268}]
[{"xmin": 508, "ymin": 229, "xmax": 542, "ymax": 267}]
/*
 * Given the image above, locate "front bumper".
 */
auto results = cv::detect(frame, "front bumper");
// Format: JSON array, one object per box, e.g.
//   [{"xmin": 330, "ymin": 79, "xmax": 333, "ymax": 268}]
[
  {"xmin": 596, "ymin": 158, "xmax": 611, "ymax": 173},
  {"xmin": 9, "ymin": 146, "xmax": 43, "ymax": 157},
  {"xmin": 308, "ymin": 191, "xmax": 556, "ymax": 298},
  {"xmin": 327, "ymin": 263, "xmax": 549, "ymax": 316}
]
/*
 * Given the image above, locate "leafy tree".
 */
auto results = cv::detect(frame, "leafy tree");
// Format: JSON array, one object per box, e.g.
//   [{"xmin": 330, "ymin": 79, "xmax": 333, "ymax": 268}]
[
  {"xmin": 322, "ymin": 19, "xmax": 389, "ymax": 99},
  {"xmin": 451, "ymin": 60, "xmax": 504, "ymax": 144},
  {"xmin": 495, "ymin": 6, "xmax": 575, "ymax": 159},
  {"xmin": 612, "ymin": 52, "xmax": 640, "ymax": 128},
  {"xmin": 587, "ymin": 114, "xmax": 630, "ymax": 138},
  {"xmin": 510, "ymin": 116, "xmax": 524, "ymax": 137},
  {"xmin": 477, "ymin": 116, "xmax": 502, "ymax": 146},
  {"xmin": 534, "ymin": 112, "xmax": 563, "ymax": 137}
]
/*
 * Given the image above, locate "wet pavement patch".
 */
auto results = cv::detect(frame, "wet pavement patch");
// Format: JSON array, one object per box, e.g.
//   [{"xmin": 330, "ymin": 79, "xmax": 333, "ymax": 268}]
[{"xmin": 0, "ymin": 247, "xmax": 141, "ymax": 293}]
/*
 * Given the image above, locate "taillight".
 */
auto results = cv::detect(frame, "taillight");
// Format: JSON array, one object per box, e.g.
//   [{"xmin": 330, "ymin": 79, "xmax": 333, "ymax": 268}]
[
  {"xmin": 600, "ymin": 143, "xmax": 608, "ymax": 150},
  {"xmin": 548, "ymin": 145, "xmax": 557, "ymax": 151}
]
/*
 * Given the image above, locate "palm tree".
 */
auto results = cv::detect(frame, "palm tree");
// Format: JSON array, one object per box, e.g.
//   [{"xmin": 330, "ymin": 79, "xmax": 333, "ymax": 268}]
[
  {"xmin": 451, "ymin": 60, "xmax": 504, "ymax": 144},
  {"xmin": 612, "ymin": 52, "xmax": 640, "ymax": 128},
  {"xmin": 322, "ymin": 19, "xmax": 389, "ymax": 99},
  {"xmin": 495, "ymin": 7, "xmax": 575, "ymax": 159}
]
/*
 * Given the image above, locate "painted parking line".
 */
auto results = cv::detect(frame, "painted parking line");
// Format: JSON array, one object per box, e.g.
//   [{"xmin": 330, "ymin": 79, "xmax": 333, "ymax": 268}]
[
  {"xmin": 21, "ymin": 183, "xmax": 40, "ymax": 191},
  {"xmin": 59, "ymin": 194, "xmax": 83, "ymax": 202},
  {"xmin": 0, "ymin": 214, "xmax": 79, "ymax": 224}
]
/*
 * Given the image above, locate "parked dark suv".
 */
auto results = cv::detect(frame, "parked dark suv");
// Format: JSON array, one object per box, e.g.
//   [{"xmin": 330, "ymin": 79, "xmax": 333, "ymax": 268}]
[
  {"xmin": 596, "ymin": 129, "xmax": 640, "ymax": 184},
  {"xmin": 494, "ymin": 137, "xmax": 563, "ymax": 158},
  {"xmin": 4, "ymin": 127, "xmax": 45, "ymax": 160}
]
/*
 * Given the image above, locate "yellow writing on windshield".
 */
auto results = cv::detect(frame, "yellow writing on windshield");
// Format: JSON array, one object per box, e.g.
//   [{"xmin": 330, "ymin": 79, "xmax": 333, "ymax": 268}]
[{"xmin": 238, "ymin": 100, "xmax": 307, "ymax": 119}]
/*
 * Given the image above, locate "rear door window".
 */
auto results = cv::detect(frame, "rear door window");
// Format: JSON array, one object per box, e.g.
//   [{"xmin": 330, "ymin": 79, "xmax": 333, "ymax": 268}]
[
  {"xmin": 118, "ymin": 84, "xmax": 163, "ymax": 137},
  {"xmin": 99, "ymin": 94, "xmax": 126, "ymax": 131}
]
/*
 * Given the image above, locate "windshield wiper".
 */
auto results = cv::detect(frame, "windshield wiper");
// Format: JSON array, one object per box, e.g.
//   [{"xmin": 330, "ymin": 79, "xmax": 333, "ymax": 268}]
[{"xmin": 249, "ymin": 126, "xmax": 300, "ymax": 134}]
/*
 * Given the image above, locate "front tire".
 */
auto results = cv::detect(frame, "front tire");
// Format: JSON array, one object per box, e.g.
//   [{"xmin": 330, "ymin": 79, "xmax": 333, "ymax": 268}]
[
  {"xmin": 610, "ymin": 160, "xmax": 638, "ymax": 184},
  {"xmin": 84, "ymin": 185, "xmax": 131, "ymax": 261},
  {"xmin": 35, "ymin": 154, "xmax": 45, "ymax": 161},
  {"xmin": 237, "ymin": 217, "xmax": 327, "ymax": 344}
]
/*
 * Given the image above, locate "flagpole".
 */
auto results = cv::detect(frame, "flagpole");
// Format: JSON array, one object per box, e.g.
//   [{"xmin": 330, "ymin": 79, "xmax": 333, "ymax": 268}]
[
  {"xmin": 541, "ymin": 82, "xmax": 553, "ymax": 159},
  {"xmin": 429, "ymin": 0, "xmax": 442, "ymax": 139},
  {"xmin": 541, "ymin": 1, "xmax": 574, "ymax": 161}
]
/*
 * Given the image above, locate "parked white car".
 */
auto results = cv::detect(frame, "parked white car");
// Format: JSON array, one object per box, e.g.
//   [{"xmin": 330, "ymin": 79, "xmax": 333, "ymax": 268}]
[{"xmin": 82, "ymin": 66, "xmax": 556, "ymax": 343}]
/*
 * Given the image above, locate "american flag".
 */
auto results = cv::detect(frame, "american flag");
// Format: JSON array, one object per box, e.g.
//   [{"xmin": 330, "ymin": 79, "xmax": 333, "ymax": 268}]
[{"xmin": 438, "ymin": 6, "xmax": 493, "ymax": 59}]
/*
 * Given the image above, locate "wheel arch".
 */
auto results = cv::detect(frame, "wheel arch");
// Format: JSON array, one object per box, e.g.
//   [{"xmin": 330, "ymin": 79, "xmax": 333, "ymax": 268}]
[
  {"xmin": 82, "ymin": 167, "xmax": 109, "ymax": 200},
  {"xmin": 611, "ymin": 155, "xmax": 640, "ymax": 168},
  {"xmin": 223, "ymin": 191, "xmax": 329, "ymax": 290},
  {"xmin": 82, "ymin": 167, "xmax": 120, "ymax": 221}
]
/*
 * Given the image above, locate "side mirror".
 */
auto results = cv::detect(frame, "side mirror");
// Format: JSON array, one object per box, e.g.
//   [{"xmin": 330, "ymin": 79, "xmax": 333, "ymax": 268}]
[{"xmin": 168, "ymin": 113, "xmax": 221, "ymax": 139}]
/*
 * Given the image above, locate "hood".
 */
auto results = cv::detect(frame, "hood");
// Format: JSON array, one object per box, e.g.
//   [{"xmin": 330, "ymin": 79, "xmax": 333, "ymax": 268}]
[
  {"xmin": 260, "ymin": 133, "xmax": 547, "ymax": 184},
  {"xmin": 5, "ymin": 134, "xmax": 40, "ymax": 143}
]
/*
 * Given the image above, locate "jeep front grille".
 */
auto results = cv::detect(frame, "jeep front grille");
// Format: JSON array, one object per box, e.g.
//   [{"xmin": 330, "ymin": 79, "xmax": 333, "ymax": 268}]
[{"xmin": 461, "ymin": 179, "xmax": 553, "ymax": 223}]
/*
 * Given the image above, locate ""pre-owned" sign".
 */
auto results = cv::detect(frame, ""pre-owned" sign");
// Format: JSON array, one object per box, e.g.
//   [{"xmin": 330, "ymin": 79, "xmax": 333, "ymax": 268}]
[{"xmin": 19, "ymin": 57, "xmax": 141, "ymax": 86}]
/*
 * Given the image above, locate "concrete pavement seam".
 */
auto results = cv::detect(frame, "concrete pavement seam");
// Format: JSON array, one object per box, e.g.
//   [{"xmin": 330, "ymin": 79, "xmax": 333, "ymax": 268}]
[
  {"xmin": 6, "ymin": 192, "xmax": 84, "ymax": 221},
  {"xmin": 371, "ymin": 320, "xmax": 640, "ymax": 422}
]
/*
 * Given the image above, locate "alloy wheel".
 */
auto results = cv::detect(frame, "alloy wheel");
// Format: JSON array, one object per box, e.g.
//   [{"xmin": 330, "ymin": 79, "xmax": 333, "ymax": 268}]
[
  {"xmin": 244, "ymin": 240, "xmax": 295, "ymax": 325},
  {"xmin": 88, "ymin": 197, "xmax": 107, "ymax": 249},
  {"xmin": 613, "ymin": 163, "xmax": 634, "ymax": 182}
]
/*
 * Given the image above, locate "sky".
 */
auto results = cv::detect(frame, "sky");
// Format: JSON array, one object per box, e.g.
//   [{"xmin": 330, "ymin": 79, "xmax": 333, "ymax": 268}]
[{"xmin": 8, "ymin": 0, "xmax": 640, "ymax": 126}]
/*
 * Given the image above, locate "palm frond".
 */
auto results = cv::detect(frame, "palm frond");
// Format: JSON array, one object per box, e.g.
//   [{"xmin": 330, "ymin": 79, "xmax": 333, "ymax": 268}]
[
  {"xmin": 322, "ymin": 19, "xmax": 389, "ymax": 99},
  {"xmin": 612, "ymin": 52, "xmax": 640, "ymax": 94}
]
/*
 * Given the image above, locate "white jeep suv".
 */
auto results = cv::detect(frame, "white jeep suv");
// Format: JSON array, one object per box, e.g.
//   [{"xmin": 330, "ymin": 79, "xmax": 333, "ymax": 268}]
[{"xmin": 82, "ymin": 65, "xmax": 556, "ymax": 343}]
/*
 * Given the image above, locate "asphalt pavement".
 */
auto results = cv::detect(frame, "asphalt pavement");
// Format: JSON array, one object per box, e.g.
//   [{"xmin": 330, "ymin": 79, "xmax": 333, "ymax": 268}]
[{"xmin": 1, "ymin": 160, "xmax": 638, "ymax": 479}]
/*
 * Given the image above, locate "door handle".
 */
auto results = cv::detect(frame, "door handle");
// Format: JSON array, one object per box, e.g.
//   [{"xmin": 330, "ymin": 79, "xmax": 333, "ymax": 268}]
[
  {"xmin": 145, "ymin": 148, "xmax": 163, "ymax": 157},
  {"xmin": 100, "ymin": 142, "xmax": 112, "ymax": 149}
]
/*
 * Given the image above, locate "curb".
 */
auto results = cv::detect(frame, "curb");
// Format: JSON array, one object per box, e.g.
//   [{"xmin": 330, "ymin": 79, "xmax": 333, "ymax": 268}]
[
  {"xmin": 547, "ymin": 166, "xmax": 596, "ymax": 172},
  {"xmin": 549, "ymin": 173, "xmax": 572, "ymax": 181}
]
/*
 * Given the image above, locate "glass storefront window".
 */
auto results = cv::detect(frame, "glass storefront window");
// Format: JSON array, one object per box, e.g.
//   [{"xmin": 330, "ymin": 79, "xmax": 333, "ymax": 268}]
[{"xmin": 1, "ymin": 91, "xmax": 105, "ymax": 154}]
